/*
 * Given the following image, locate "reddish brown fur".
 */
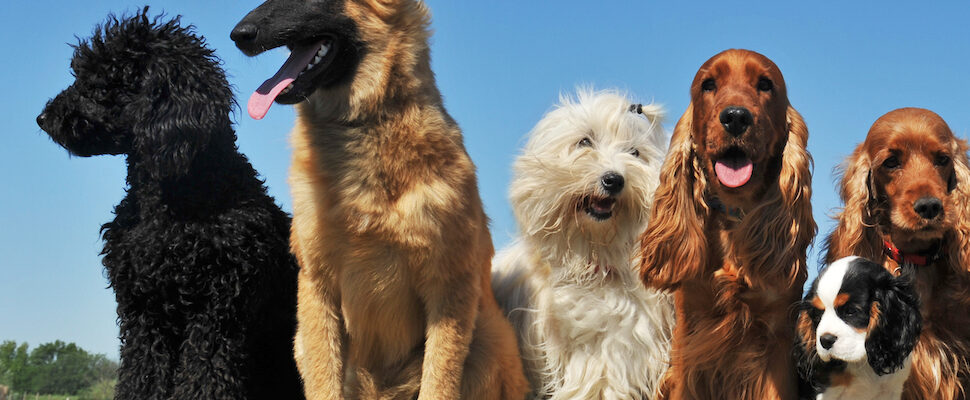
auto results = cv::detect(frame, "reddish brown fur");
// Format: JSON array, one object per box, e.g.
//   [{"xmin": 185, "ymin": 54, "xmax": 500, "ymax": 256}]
[
  {"xmin": 826, "ymin": 107, "xmax": 970, "ymax": 399},
  {"xmin": 639, "ymin": 49, "xmax": 815, "ymax": 399}
]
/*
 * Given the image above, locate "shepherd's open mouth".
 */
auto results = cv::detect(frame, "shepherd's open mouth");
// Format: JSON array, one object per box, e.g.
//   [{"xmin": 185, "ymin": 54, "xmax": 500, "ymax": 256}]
[{"xmin": 248, "ymin": 37, "xmax": 337, "ymax": 119}]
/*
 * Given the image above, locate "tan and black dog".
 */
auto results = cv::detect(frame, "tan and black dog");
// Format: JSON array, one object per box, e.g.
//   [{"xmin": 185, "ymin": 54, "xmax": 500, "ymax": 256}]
[{"xmin": 232, "ymin": 1, "xmax": 529, "ymax": 399}]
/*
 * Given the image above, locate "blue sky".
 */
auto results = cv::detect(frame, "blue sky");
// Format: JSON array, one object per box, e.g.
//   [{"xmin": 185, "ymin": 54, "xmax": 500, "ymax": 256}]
[{"xmin": 2, "ymin": 1, "xmax": 968, "ymax": 358}]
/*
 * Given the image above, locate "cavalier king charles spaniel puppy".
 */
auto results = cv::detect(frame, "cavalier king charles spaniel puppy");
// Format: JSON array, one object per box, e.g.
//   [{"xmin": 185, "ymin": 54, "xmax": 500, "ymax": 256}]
[{"xmin": 797, "ymin": 256, "xmax": 921, "ymax": 400}]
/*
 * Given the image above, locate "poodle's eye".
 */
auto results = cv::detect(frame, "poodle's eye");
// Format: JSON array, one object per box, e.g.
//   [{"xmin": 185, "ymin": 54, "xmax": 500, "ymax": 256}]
[
  {"xmin": 701, "ymin": 78, "xmax": 716, "ymax": 92},
  {"xmin": 630, "ymin": 149, "xmax": 640, "ymax": 157},
  {"xmin": 935, "ymin": 154, "xmax": 951, "ymax": 167},
  {"xmin": 882, "ymin": 156, "xmax": 901, "ymax": 170},
  {"xmin": 578, "ymin": 137, "xmax": 593, "ymax": 147},
  {"xmin": 757, "ymin": 77, "xmax": 773, "ymax": 92}
]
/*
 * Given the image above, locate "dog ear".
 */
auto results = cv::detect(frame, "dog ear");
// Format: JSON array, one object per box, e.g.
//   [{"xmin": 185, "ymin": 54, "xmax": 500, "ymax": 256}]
[
  {"xmin": 944, "ymin": 137, "xmax": 970, "ymax": 275},
  {"xmin": 638, "ymin": 103, "xmax": 710, "ymax": 290},
  {"xmin": 824, "ymin": 142, "xmax": 883, "ymax": 264},
  {"xmin": 129, "ymin": 30, "xmax": 233, "ymax": 180},
  {"xmin": 866, "ymin": 271, "xmax": 921, "ymax": 375}
]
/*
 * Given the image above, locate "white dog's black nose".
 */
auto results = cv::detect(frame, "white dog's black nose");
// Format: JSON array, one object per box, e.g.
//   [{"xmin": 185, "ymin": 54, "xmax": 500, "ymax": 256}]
[
  {"xmin": 601, "ymin": 172, "xmax": 624, "ymax": 195},
  {"xmin": 819, "ymin": 333, "xmax": 837, "ymax": 350}
]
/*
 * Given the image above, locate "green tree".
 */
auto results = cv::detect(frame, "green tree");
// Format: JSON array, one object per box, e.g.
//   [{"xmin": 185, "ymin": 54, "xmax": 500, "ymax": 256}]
[
  {"xmin": 26, "ymin": 340, "xmax": 95, "ymax": 394},
  {"xmin": 0, "ymin": 341, "xmax": 29, "ymax": 390}
]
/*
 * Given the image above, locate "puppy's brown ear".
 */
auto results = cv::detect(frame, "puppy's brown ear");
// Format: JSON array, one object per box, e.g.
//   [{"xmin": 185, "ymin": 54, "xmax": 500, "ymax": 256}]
[
  {"xmin": 824, "ymin": 140, "xmax": 882, "ymax": 264},
  {"xmin": 638, "ymin": 104, "xmax": 710, "ymax": 290}
]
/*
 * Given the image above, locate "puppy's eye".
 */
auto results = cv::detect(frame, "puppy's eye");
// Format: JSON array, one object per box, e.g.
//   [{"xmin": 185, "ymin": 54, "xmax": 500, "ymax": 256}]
[
  {"xmin": 701, "ymin": 79, "xmax": 716, "ymax": 92},
  {"xmin": 578, "ymin": 137, "xmax": 593, "ymax": 147},
  {"xmin": 630, "ymin": 149, "xmax": 640, "ymax": 157},
  {"xmin": 757, "ymin": 77, "xmax": 773, "ymax": 92},
  {"xmin": 882, "ymin": 156, "xmax": 901, "ymax": 170},
  {"xmin": 935, "ymin": 154, "xmax": 951, "ymax": 167}
]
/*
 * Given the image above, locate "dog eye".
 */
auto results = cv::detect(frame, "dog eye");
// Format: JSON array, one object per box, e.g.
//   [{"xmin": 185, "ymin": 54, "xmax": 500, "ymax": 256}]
[
  {"xmin": 701, "ymin": 79, "xmax": 716, "ymax": 92},
  {"xmin": 578, "ymin": 137, "xmax": 593, "ymax": 147},
  {"xmin": 630, "ymin": 149, "xmax": 640, "ymax": 157},
  {"xmin": 757, "ymin": 77, "xmax": 773, "ymax": 92},
  {"xmin": 882, "ymin": 156, "xmax": 901, "ymax": 170},
  {"xmin": 936, "ymin": 154, "xmax": 951, "ymax": 167}
]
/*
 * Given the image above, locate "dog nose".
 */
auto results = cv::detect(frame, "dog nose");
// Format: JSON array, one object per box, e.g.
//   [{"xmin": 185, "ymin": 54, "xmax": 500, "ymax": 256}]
[
  {"xmin": 230, "ymin": 22, "xmax": 259, "ymax": 43},
  {"xmin": 719, "ymin": 106, "xmax": 752, "ymax": 136},
  {"xmin": 36, "ymin": 112, "xmax": 48, "ymax": 129},
  {"xmin": 914, "ymin": 196, "xmax": 943, "ymax": 219},
  {"xmin": 819, "ymin": 333, "xmax": 837, "ymax": 350},
  {"xmin": 600, "ymin": 172, "xmax": 624, "ymax": 195}
]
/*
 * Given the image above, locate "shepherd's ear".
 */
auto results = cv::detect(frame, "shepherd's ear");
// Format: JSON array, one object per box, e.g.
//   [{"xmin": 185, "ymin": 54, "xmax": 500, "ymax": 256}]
[{"xmin": 129, "ymin": 28, "xmax": 233, "ymax": 180}]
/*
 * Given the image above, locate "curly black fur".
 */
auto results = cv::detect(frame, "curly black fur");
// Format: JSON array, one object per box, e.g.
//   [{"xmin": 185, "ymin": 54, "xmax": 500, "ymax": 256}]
[{"xmin": 37, "ymin": 8, "xmax": 304, "ymax": 400}]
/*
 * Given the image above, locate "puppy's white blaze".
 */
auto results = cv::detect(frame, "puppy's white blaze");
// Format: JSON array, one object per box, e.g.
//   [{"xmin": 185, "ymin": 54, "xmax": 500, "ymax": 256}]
[{"xmin": 816, "ymin": 256, "xmax": 868, "ymax": 363}]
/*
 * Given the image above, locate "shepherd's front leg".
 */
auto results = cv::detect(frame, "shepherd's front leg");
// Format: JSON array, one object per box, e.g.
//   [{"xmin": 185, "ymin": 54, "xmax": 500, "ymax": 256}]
[{"xmin": 416, "ymin": 264, "xmax": 479, "ymax": 400}]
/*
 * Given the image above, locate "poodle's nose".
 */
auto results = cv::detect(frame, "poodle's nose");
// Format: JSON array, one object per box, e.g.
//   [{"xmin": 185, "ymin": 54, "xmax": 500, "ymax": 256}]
[
  {"xmin": 914, "ymin": 196, "xmax": 943, "ymax": 219},
  {"xmin": 819, "ymin": 333, "xmax": 837, "ymax": 350},
  {"xmin": 720, "ymin": 106, "xmax": 752, "ymax": 136},
  {"xmin": 600, "ymin": 172, "xmax": 624, "ymax": 195},
  {"xmin": 230, "ymin": 22, "xmax": 259, "ymax": 43},
  {"xmin": 36, "ymin": 112, "xmax": 48, "ymax": 129}
]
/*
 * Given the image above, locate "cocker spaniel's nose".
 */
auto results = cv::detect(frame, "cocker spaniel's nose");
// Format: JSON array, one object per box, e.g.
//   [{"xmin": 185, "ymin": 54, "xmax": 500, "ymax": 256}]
[
  {"xmin": 720, "ymin": 106, "xmax": 752, "ymax": 136},
  {"xmin": 230, "ymin": 22, "xmax": 259, "ymax": 43},
  {"xmin": 819, "ymin": 333, "xmax": 837, "ymax": 350},
  {"xmin": 601, "ymin": 172, "xmax": 624, "ymax": 195},
  {"xmin": 914, "ymin": 196, "xmax": 943, "ymax": 219}
]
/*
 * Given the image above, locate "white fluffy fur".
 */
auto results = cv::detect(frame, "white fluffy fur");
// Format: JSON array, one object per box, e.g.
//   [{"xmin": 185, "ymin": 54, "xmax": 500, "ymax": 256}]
[{"xmin": 492, "ymin": 89, "xmax": 675, "ymax": 400}]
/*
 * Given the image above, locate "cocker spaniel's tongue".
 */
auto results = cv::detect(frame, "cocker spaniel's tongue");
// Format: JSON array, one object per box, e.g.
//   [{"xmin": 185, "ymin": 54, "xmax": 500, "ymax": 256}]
[
  {"xmin": 714, "ymin": 157, "xmax": 753, "ymax": 188},
  {"xmin": 247, "ymin": 41, "xmax": 325, "ymax": 120}
]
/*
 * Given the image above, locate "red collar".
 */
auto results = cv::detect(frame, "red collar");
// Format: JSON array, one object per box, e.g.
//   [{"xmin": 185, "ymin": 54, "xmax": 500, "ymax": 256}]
[{"xmin": 882, "ymin": 240, "xmax": 942, "ymax": 266}]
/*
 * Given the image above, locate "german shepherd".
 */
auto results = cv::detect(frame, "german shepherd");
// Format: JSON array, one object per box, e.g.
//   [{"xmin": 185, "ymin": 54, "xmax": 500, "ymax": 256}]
[{"xmin": 231, "ymin": 1, "xmax": 529, "ymax": 399}]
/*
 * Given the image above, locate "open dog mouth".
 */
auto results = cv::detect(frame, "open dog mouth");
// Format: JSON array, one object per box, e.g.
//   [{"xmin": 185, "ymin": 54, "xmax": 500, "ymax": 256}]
[
  {"xmin": 248, "ymin": 37, "xmax": 337, "ymax": 119},
  {"xmin": 581, "ymin": 195, "xmax": 616, "ymax": 221},
  {"xmin": 713, "ymin": 147, "xmax": 754, "ymax": 188}
]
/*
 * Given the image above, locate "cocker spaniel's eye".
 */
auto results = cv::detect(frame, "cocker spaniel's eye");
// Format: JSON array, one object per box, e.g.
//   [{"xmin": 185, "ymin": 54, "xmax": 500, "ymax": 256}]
[
  {"xmin": 757, "ymin": 77, "xmax": 773, "ymax": 92},
  {"xmin": 882, "ymin": 156, "xmax": 901, "ymax": 170},
  {"xmin": 578, "ymin": 137, "xmax": 592, "ymax": 147},
  {"xmin": 701, "ymin": 78, "xmax": 716, "ymax": 92},
  {"xmin": 935, "ymin": 154, "xmax": 951, "ymax": 167},
  {"xmin": 630, "ymin": 149, "xmax": 640, "ymax": 157}
]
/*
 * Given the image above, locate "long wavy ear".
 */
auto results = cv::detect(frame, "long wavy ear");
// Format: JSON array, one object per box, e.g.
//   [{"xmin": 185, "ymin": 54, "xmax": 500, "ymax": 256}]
[
  {"xmin": 736, "ymin": 106, "xmax": 816, "ymax": 287},
  {"xmin": 867, "ymin": 271, "xmax": 921, "ymax": 375},
  {"xmin": 638, "ymin": 104, "xmax": 710, "ymax": 290},
  {"xmin": 824, "ymin": 141, "xmax": 883, "ymax": 264},
  {"xmin": 129, "ymin": 19, "xmax": 233, "ymax": 180},
  {"xmin": 945, "ymin": 137, "xmax": 970, "ymax": 276}
]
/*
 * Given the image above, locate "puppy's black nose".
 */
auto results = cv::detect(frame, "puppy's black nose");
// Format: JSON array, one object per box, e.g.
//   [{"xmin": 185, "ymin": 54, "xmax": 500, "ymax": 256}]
[
  {"xmin": 600, "ymin": 172, "xmax": 624, "ymax": 195},
  {"xmin": 230, "ymin": 22, "xmax": 258, "ymax": 43},
  {"xmin": 914, "ymin": 196, "xmax": 943, "ymax": 219},
  {"xmin": 819, "ymin": 333, "xmax": 837, "ymax": 350},
  {"xmin": 720, "ymin": 106, "xmax": 752, "ymax": 136},
  {"xmin": 36, "ymin": 112, "xmax": 48, "ymax": 129}
]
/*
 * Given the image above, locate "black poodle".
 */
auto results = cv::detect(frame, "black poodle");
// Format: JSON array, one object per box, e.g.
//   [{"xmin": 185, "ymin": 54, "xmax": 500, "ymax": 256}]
[{"xmin": 36, "ymin": 10, "xmax": 304, "ymax": 400}]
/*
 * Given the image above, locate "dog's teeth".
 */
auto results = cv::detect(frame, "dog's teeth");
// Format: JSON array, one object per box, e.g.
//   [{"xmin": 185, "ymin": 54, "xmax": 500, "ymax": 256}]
[{"xmin": 313, "ymin": 55, "xmax": 323, "ymax": 64}]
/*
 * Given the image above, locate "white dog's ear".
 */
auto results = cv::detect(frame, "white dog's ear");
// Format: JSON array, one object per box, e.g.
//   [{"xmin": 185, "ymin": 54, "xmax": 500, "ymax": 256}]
[{"xmin": 629, "ymin": 103, "xmax": 665, "ymax": 125}]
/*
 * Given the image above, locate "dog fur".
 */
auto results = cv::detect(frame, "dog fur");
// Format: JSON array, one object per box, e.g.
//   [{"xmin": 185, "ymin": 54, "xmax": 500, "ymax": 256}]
[
  {"xmin": 36, "ymin": 11, "xmax": 304, "ymax": 399},
  {"xmin": 231, "ymin": 1, "xmax": 529, "ymax": 399},
  {"xmin": 492, "ymin": 89, "xmax": 675, "ymax": 400}
]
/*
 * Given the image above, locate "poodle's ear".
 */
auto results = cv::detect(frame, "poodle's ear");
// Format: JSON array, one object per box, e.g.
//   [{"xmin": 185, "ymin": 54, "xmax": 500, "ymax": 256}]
[
  {"xmin": 129, "ymin": 34, "xmax": 233, "ymax": 180},
  {"xmin": 945, "ymin": 137, "xmax": 970, "ymax": 275},
  {"xmin": 825, "ymin": 142, "xmax": 882, "ymax": 264},
  {"xmin": 866, "ymin": 272, "xmax": 922, "ymax": 375},
  {"xmin": 638, "ymin": 103, "xmax": 709, "ymax": 290}
]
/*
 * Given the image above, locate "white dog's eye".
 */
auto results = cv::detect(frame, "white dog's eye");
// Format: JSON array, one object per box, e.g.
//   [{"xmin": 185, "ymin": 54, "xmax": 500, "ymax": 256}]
[
  {"xmin": 578, "ymin": 137, "xmax": 592, "ymax": 147},
  {"xmin": 630, "ymin": 149, "xmax": 640, "ymax": 157}
]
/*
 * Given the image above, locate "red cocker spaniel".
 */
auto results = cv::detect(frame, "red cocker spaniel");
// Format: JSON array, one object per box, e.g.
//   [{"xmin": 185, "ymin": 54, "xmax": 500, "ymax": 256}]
[
  {"xmin": 826, "ymin": 107, "xmax": 970, "ymax": 399},
  {"xmin": 639, "ymin": 49, "xmax": 816, "ymax": 399}
]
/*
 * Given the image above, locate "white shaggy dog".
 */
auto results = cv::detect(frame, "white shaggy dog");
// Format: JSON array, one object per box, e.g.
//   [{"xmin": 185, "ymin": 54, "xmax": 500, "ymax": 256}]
[{"xmin": 492, "ymin": 89, "xmax": 675, "ymax": 400}]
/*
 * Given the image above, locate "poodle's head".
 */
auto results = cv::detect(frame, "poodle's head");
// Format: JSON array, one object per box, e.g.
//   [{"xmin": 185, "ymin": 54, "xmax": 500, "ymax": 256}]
[
  {"xmin": 37, "ymin": 9, "xmax": 233, "ymax": 179},
  {"xmin": 511, "ymin": 89, "xmax": 667, "ymax": 281}
]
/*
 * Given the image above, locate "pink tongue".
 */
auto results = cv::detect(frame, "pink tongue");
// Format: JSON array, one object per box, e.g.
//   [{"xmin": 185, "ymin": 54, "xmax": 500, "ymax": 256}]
[
  {"xmin": 714, "ymin": 158, "xmax": 753, "ymax": 188},
  {"xmin": 247, "ymin": 41, "xmax": 325, "ymax": 120}
]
